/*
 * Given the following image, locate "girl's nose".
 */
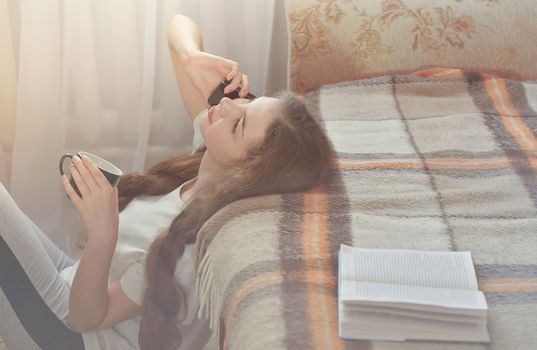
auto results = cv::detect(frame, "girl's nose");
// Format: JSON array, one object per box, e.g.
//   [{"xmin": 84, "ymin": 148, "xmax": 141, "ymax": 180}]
[
  {"xmin": 218, "ymin": 98, "xmax": 235, "ymax": 118},
  {"xmin": 219, "ymin": 97, "xmax": 232, "ymax": 107}
]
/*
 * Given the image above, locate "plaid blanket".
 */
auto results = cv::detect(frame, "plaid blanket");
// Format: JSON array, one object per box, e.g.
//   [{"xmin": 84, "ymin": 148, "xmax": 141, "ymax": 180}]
[{"xmin": 194, "ymin": 67, "xmax": 537, "ymax": 350}]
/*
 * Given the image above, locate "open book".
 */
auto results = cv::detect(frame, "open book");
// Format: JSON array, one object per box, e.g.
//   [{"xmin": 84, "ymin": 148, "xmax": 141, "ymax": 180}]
[{"xmin": 338, "ymin": 244, "xmax": 490, "ymax": 342}]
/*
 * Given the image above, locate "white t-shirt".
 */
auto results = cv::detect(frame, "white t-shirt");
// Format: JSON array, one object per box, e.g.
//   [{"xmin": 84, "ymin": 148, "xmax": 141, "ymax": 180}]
[{"xmin": 59, "ymin": 109, "xmax": 210, "ymax": 350}]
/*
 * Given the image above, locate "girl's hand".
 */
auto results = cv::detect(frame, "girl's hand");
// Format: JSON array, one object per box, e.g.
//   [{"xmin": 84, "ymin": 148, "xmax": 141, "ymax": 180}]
[
  {"xmin": 62, "ymin": 155, "xmax": 119, "ymax": 246},
  {"xmin": 185, "ymin": 51, "xmax": 250, "ymax": 104}
]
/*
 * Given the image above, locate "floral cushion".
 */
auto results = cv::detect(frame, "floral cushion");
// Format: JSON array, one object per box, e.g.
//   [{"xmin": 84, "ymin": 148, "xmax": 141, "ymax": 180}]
[{"xmin": 285, "ymin": 0, "xmax": 537, "ymax": 93}]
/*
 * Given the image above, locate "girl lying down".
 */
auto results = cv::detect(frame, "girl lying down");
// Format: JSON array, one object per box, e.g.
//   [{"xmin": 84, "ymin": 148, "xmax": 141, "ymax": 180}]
[{"xmin": 0, "ymin": 14, "xmax": 335, "ymax": 350}]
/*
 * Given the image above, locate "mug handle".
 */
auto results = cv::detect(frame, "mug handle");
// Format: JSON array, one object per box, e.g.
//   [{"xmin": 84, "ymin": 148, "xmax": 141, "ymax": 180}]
[{"xmin": 59, "ymin": 153, "xmax": 74, "ymax": 176}]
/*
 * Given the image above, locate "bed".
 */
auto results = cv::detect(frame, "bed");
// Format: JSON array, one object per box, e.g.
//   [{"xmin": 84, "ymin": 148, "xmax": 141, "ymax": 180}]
[{"xmin": 194, "ymin": 1, "xmax": 537, "ymax": 350}]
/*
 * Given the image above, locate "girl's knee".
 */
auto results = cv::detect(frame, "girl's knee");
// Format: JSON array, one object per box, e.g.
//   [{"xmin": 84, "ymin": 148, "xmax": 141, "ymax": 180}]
[
  {"xmin": 0, "ymin": 183, "xmax": 21, "ymax": 219},
  {"xmin": 0, "ymin": 182, "xmax": 11, "ymax": 202},
  {"xmin": 0, "ymin": 182, "xmax": 11, "ymax": 200}
]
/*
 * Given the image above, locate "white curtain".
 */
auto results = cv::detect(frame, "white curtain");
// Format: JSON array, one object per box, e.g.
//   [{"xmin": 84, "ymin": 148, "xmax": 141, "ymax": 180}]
[{"xmin": 0, "ymin": 0, "xmax": 288, "ymax": 257}]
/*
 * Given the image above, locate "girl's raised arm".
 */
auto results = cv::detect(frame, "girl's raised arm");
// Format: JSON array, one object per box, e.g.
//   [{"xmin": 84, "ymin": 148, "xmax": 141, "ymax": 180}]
[
  {"xmin": 167, "ymin": 15, "xmax": 206, "ymax": 122},
  {"xmin": 167, "ymin": 15, "xmax": 250, "ymax": 121}
]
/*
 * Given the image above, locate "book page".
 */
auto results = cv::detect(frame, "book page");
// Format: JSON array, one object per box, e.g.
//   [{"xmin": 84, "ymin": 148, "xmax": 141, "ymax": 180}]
[
  {"xmin": 339, "ymin": 244, "xmax": 479, "ymax": 290},
  {"xmin": 341, "ymin": 311, "xmax": 490, "ymax": 342},
  {"xmin": 338, "ymin": 300, "xmax": 490, "ymax": 342},
  {"xmin": 340, "ymin": 308, "xmax": 483, "ymax": 332},
  {"xmin": 340, "ymin": 280, "xmax": 488, "ymax": 312},
  {"xmin": 344, "ymin": 303, "xmax": 486, "ymax": 323}
]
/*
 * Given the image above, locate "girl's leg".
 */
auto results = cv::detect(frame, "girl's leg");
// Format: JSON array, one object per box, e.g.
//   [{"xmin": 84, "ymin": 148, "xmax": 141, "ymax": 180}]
[
  {"xmin": 0, "ymin": 183, "xmax": 84, "ymax": 350},
  {"xmin": 0, "ymin": 289, "xmax": 42, "ymax": 350},
  {"xmin": 25, "ymin": 211, "xmax": 76, "ymax": 272}
]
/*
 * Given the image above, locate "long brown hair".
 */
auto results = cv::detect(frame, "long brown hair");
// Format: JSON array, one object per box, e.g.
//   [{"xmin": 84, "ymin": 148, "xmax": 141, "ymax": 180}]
[{"xmin": 116, "ymin": 91, "xmax": 336, "ymax": 350}]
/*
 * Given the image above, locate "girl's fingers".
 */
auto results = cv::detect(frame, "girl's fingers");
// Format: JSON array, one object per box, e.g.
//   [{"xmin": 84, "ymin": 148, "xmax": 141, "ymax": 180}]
[
  {"xmin": 62, "ymin": 175, "xmax": 82, "ymax": 209},
  {"xmin": 80, "ymin": 154, "xmax": 111, "ymax": 190},
  {"xmin": 239, "ymin": 74, "xmax": 249, "ymax": 98},
  {"xmin": 225, "ymin": 70, "xmax": 242, "ymax": 95},
  {"xmin": 70, "ymin": 158, "xmax": 91, "ymax": 197},
  {"xmin": 225, "ymin": 62, "xmax": 239, "ymax": 83}
]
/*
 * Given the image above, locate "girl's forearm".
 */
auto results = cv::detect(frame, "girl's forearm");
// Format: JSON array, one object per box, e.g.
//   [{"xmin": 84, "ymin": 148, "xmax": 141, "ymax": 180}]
[
  {"xmin": 167, "ymin": 14, "xmax": 203, "ymax": 64},
  {"xmin": 67, "ymin": 238, "xmax": 116, "ymax": 332}
]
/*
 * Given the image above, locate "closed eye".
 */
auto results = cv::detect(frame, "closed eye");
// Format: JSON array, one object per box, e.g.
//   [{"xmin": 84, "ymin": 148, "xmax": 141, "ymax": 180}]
[
  {"xmin": 232, "ymin": 111, "xmax": 246, "ymax": 135},
  {"xmin": 232, "ymin": 118, "xmax": 240, "ymax": 134}
]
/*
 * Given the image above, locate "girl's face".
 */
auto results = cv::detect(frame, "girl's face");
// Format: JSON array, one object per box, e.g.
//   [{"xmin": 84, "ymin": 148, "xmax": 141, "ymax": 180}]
[{"xmin": 200, "ymin": 96, "xmax": 280, "ymax": 166}]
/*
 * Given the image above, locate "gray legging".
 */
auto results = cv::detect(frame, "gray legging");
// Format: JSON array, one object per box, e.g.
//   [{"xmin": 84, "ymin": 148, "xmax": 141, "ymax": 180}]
[{"xmin": 0, "ymin": 182, "xmax": 85, "ymax": 350}]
